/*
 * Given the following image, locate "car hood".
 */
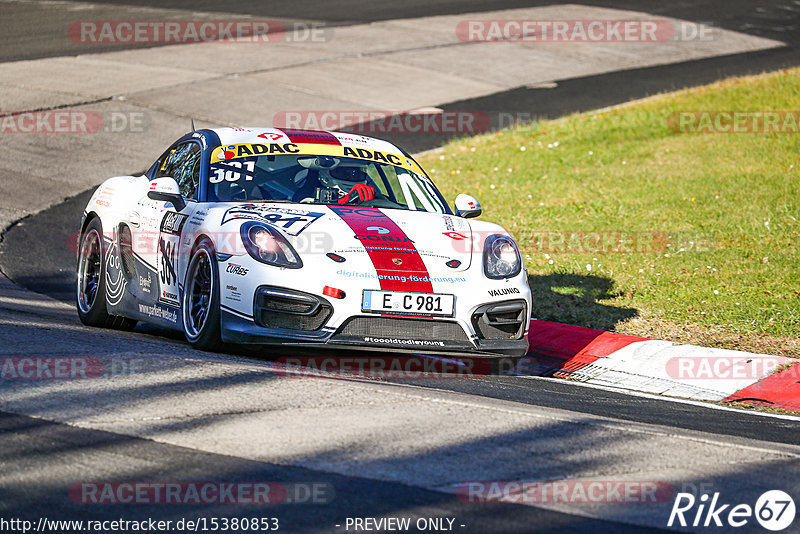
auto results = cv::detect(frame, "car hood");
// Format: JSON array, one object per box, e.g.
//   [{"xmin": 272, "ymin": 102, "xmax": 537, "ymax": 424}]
[{"xmin": 212, "ymin": 203, "xmax": 476, "ymax": 273}]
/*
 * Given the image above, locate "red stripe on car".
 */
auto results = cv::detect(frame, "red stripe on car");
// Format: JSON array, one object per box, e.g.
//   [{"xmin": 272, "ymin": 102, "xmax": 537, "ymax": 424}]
[
  {"xmin": 329, "ymin": 206, "xmax": 433, "ymax": 293},
  {"xmin": 279, "ymin": 129, "xmax": 341, "ymax": 145}
]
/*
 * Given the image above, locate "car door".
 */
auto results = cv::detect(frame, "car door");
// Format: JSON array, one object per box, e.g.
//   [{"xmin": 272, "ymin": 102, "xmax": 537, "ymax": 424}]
[{"xmin": 138, "ymin": 141, "xmax": 201, "ymax": 309}]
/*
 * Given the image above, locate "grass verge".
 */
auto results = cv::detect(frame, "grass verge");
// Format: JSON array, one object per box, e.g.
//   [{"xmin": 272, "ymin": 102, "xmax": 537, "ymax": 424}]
[{"xmin": 419, "ymin": 68, "xmax": 800, "ymax": 357}]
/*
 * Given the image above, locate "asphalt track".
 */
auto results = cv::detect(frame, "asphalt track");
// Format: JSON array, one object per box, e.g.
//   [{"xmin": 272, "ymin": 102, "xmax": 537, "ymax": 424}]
[
  {"xmin": 2, "ymin": 189, "xmax": 800, "ymax": 448},
  {"xmin": 2, "ymin": 0, "xmax": 798, "ymax": 63},
  {"xmin": 1, "ymin": 1, "xmax": 800, "ymax": 532},
  {"xmin": 4, "ymin": 412, "xmax": 674, "ymax": 534}
]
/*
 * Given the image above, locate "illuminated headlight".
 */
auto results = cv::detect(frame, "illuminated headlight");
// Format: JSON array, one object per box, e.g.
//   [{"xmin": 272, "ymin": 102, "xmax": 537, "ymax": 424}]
[
  {"xmin": 483, "ymin": 235, "xmax": 522, "ymax": 279},
  {"xmin": 240, "ymin": 221, "xmax": 302, "ymax": 268}
]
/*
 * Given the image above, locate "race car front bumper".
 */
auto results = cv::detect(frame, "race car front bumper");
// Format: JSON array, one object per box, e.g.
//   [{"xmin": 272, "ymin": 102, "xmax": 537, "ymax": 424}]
[{"xmin": 220, "ymin": 306, "xmax": 529, "ymax": 358}]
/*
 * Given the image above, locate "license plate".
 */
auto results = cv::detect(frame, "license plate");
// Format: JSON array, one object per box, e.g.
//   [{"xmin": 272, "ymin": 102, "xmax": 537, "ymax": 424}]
[{"xmin": 362, "ymin": 290, "xmax": 455, "ymax": 317}]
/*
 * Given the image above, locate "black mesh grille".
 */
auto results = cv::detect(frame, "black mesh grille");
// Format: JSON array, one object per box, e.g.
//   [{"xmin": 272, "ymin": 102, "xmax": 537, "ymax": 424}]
[
  {"xmin": 118, "ymin": 226, "xmax": 135, "ymax": 281},
  {"xmin": 471, "ymin": 300, "xmax": 527, "ymax": 340},
  {"xmin": 335, "ymin": 316, "xmax": 470, "ymax": 344},
  {"xmin": 254, "ymin": 287, "xmax": 332, "ymax": 331}
]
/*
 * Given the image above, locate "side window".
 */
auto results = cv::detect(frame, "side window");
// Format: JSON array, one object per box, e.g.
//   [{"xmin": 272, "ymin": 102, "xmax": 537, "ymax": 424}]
[{"xmin": 155, "ymin": 142, "xmax": 201, "ymax": 200}]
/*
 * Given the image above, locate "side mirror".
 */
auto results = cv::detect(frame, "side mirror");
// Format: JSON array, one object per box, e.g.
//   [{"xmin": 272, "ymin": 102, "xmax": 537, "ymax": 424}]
[
  {"xmin": 454, "ymin": 193, "xmax": 482, "ymax": 218},
  {"xmin": 147, "ymin": 177, "xmax": 185, "ymax": 212}
]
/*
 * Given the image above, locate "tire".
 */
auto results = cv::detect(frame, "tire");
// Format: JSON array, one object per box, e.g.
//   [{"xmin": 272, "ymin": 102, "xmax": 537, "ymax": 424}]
[
  {"xmin": 182, "ymin": 239, "xmax": 222, "ymax": 351},
  {"xmin": 76, "ymin": 217, "xmax": 137, "ymax": 330}
]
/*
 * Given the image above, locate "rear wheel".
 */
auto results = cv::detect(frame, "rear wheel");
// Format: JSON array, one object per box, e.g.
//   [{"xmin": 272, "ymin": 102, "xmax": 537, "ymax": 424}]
[
  {"xmin": 182, "ymin": 240, "xmax": 222, "ymax": 351},
  {"xmin": 76, "ymin": 217, "xmax": 137, "ymax": 330}
]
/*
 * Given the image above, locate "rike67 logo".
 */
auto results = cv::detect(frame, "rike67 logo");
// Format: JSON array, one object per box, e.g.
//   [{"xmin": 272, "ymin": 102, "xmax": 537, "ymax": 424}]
[{"xmin": 668, "ymin": 490, "xmax": 796, "ymax": 531}]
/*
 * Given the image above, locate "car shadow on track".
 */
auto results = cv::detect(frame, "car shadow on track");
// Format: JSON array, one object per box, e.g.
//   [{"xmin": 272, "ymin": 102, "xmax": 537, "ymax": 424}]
[{"xmin": 527, "ymin": 272, "xmax": 637, "ymax": 332}]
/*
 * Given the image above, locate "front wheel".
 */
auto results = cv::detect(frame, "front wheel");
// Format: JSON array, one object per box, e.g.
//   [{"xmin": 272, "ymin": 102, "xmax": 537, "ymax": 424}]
[
  {"xmin": 76, "ymin": 218, "xmax": 137, "ymax": 330},
  {"xmin": 182, "ymin": 240, "xmax": 222, "ymax": 351}
]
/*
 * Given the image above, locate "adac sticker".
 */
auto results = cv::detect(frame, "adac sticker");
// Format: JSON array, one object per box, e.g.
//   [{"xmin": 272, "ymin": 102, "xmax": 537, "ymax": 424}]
[{"xmin": 210, "ymin": 143, "xmax": 423, "ymax": 174}]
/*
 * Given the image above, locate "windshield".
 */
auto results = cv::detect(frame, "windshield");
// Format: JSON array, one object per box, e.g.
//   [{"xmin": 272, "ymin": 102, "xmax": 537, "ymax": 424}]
[{"xmin": 207, "ymin": 143, "xmax": 449, "ymax": 214}]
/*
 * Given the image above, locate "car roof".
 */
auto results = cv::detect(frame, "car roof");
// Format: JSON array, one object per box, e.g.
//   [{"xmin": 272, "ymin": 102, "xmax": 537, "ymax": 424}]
[{"xmin": 210, "ymin": 127, "xmax": 408, "ymax": 156}]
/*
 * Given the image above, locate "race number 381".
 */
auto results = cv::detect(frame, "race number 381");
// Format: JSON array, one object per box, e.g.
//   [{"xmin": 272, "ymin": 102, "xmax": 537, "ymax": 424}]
[{"xmin": 756, "ymin": 490, "xmax": 796, "ymax": 531}]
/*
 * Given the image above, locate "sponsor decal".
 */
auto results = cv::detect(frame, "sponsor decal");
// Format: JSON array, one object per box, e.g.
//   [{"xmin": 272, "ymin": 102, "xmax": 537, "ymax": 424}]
[
  {"xmin": 336, "ymin": 269, "xmax": 467, "ymax": 285},
  {"xmin": 226, "ymin": 263, "xmax": 249, "ymax": 276},
  {"xmin": 157, "ymin": 236, "xmax": 180, "ymax": 305},
  {"xmin": 331, "ymin": 133, "xmax": 371, "ymax": 145},
  {"xmin": 138, "ymin": 272, "xmax": 153, "ymax": 294},
  {"xmin": 443, "ymin": 231, "xmax": 468, "ymax": 240},
  {"xmin": 488, "ymin": 287, "xmax": 521, "ymax": 297},
  {"xmin": 364, "ymin": 336, "xmax": 444, "ymax": 347},
  {"xmin": 209, "ymin": 141, "xmax": 424, "ymax": 174},
  {"xmin": 330, "ymin": 206, "xmax": 434, "ymax": 292},
  {"xmin": 355, "ymin": 233, "xmax": 414, "ymax": 243},
  {"xmin": 342, "ymin": 146, "xmax": 402, "ymax": 166},
  {"xmin": 281, "ymin": 129, "xmax": 341, "ymax": 145},
  {"xmin": 221, "ymin": 204, "xmax": 323, "ymax": 236},
  {"xmin": 138, "ymin": 303, "xmax": 178, "ymax": 323},
  {"xmin": 104, "ymin": 240, "xmax": 126, "ymax": 306},
  {"xmin": 217, "ymin": 142, "xmax": 300, "ymax": 161},
  {"xmin": 258, "ymin": 131, "xmax": 286, "ymax": 141},
  {"xmin": 160, "ymin": 211, "xmax": 188, "ymax": 235},
  {"xmin": 224, "ymin": 284, "xmax": 242, "ymax": 303},
  {"xmin": 187, "ymin": 209, "xmax": 207, "ymax": 227}
]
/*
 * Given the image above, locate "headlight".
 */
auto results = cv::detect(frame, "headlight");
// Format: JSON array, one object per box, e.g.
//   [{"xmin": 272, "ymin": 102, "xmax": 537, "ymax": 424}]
[
  {"xmin": 240, "ymin": 221, "xmax": 302, "ymax": 268},
  {"xmin": 483, "ymin": 234, "xmax": 522, "ymax": 279}
]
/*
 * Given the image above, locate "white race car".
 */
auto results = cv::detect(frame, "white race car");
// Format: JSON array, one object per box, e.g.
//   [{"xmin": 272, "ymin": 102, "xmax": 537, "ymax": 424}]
[{"xmin": 77, "ymin": 128, "xmax": 531, "ymax": 358}]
